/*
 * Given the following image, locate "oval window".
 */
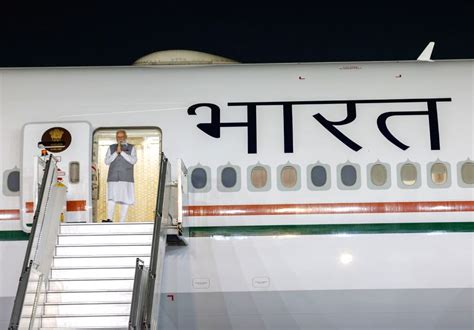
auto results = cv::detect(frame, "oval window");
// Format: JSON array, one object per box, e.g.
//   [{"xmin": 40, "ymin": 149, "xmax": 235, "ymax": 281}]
[
  {"xmin": 341, "ymin": 165, "xmax": 357, "ymax": 187},
  {"xmin": 370, "ymin": 164, "xmax": 387, "ymax": 187},
  {"xmin": 311, "ymin": 166, "xmax": 327, "ymax": 187},
  {"xmin": 191, "ymin": 168, "xmax": 207, "ymax": 189},
  {"xmin": 69, "ymin": 162, "xmax": 80, "ymax": 184},
  {"xmin": 221, "ymin": 167, "xmax": 237, "ymax": 188},
  {"xmin": 281, "ymin": 166, "xmax": 297, "ymax": 188},
  {"xmin": 461, "ymin": 162, "xmax": 474, "ymax": 184},
  {"xmin": 431, "ymin": 163, "xmax": 448, "ymax": 185},
  {"xmin": 401, "ymin": 164, "xmax": 417, "ymax": 186},
  {"xmin": 7, "ymin": 171, "xmax": 20, "ymax": 192},
  {"xmin": 251, "ymin": 166, "xmax": 268, "ymax": 189}
]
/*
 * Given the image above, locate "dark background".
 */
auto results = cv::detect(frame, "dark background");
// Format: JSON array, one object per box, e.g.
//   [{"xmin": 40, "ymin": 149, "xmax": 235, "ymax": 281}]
[{"xmin": 1, "ymin": 2, "xmax": 473, "ymax": 67}]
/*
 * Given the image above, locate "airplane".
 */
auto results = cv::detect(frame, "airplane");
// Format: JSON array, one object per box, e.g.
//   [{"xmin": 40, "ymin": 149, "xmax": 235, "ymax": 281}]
[{"xmin": 0, "ymin": 43, "xmax": 473, "ymax": 329}]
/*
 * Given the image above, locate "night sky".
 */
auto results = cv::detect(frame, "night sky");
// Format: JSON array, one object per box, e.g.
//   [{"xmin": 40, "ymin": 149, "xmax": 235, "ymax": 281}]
[{"xmin": 1, "ymin": 2, "xmax": 473, "ymax": 67}]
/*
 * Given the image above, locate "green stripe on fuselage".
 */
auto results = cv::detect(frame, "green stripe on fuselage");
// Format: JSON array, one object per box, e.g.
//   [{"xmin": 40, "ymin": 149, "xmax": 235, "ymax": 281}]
[
  {"xmin": 1, "ymin": 222, "xmax": 473, "ymax": 241},
  {"xmin": 188, "ymin": 222, "xmax": 474, "ymax": 237},
  {"xmin": 0, "ymin": 230, "xmax": 29, "ymax": 240}
]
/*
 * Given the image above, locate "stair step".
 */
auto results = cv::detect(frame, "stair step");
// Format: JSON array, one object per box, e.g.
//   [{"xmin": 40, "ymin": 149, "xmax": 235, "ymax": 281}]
[
  {"xmin": 51, "ymin": 266, "xmax": 135, "ymax": 279},
  {"xmin": 40, "ymin": 326, "xmax": 128, "ymax": 330},
  {"xmin": 60, "ymin": 222, "xmax": 153, "ymax": 234},
  {"xmin": 48, "ymin": 279, "xmax": 134, "ymax": 291},
  {"xmin": 46, "ymin": 290, "xmax": 132, "ymax": 303},
  {"xmin": 26, "ymin": 279, "xmax": 44, "ymax": 293},
  {"xmin": 24, "ymin": 292, "xmax": 39, "ymax": 305},
  {"xmin": 55, "ymin": 244, "xmax": 151, "ymax": 256},
  {"xmin": 22, "ymin": 302, "xmax": 131, "ymax": 317},
  {"xmin": 57, "ymin": 233, "xmax": 153, "ymax": 245},
  {"xmin": 53, "ymin": 255, "xmax": 150, "ymax": 268},
  {"xmin": 37, "ymin": 315, "xmax": 130, "ymax": 327}
]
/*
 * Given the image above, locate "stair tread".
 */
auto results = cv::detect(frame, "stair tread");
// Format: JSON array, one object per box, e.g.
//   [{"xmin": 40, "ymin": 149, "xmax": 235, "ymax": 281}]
[
  {"xmin": 28, "ymin": 289, "xmax": 133, "ymax": 294},
  {"xmin": 61, "ymin": 222, "xmax": 152, "ymax": 225},
  {"xmin": 57, "ymin": 242, "xmax": 152, "ymax": 246},
  {"xmin": 53, "ymin": 254, "xmax": 151, "ymax": 258},
  {"xmin": 40, "ymin": 326, "xmax": 128, "ymax": 330},
  {"xmin": 53, "ymin": 254, "xmax": 150, "ymax": 258},
  {"xmin": 37, "ymin": 302, "xmax": 131, "ymax": 306},
  {"xmin": 50, "ymin": 277, "xmax": 134, "ymax": 281},
  {"xmin": 24, "ymin": 301, "xmax": 132, "ymax": 307},
  {"xmin": 58, "ymin": 232, "xmax": 152, "ymax": 236},
  {"xmin": 41, "ymin": 313, "xmax": 130, "ymax": 317},
  {"xmin": 51, "ymin": 265, "xmax": 136, "ymax": 270},
  {"xmin": 48, "ymin": 289, "xmax": 133, "ymax": 293},
  {"xmin": 40, "ymin": 328, "xmax": 127, "ymax": 330},
  {"xmin": 44, "ymin": 300, "xmax": 132, "ymax": 305}
]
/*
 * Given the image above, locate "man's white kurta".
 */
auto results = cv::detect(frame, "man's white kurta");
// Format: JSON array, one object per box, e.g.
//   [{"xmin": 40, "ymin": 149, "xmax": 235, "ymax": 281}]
[{"xmin": 105, "ymin": 146, "xmax": 137, "ymax": 205}]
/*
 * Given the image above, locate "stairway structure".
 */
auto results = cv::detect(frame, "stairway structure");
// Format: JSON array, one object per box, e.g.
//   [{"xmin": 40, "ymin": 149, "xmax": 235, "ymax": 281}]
[
  {"xmin": 11, "ymin": 154, "xmax": 183, "ymax": 329},
  {"xmin": 22, "ymin": 222, "xmax": 153, "ymax": 329}
]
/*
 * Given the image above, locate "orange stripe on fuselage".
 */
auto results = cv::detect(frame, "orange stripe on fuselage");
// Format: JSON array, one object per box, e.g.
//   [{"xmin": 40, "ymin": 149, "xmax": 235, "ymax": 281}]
[
  {"xmin": 0, "ymin": 209, "xmax": 20, "ymax": 221},
  {"xmin": 25, "ymin": 200, "xmax": 87, "ymax": 214},
  {"xmin": 185, "ymin": 201, "xmax": 474, "ymax": 217},
  {"xmin": 25, "ymin": 202, "xmax": 34, "ymax": 213},
  {"xmin": 66, "ymin": 200, "xmax": 87, "ymax": 212},
  {"xmin": 2, "ymin": 200, "xmax": 473, "ymax": 221}
]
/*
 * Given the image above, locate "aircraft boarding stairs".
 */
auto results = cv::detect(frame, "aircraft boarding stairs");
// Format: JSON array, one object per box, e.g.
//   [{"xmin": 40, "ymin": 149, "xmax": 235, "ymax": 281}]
[{"xmin": 9, "ymin": 154, "xmax": 187, "ymax": 329}]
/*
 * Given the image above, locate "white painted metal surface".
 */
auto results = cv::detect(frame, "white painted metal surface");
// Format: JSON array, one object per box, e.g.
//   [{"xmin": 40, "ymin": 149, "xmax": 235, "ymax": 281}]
[
  {"xmin": 162, "ymin": 233, "xmax": 474, "ymax": 293},
  {"xmin": 21, "ymin": 122, "xmax": 92, "ymax": 225},
  {"xmin": 0, "ymin": 61, "xmax": 471, "ymax": 231},
  {"xmin": 39, "ymin": 315, "xmax": 129, "ymax": 328},
  {"xmin": 53, "ymin": 256, "xmax": 151, "ymax": 268},
  {"xmin": 57, "ymin": 233, "xmax": 153, "ymax": 245},
  {"xmin": 47, "ymin": 279, "xmax": 135, "ymax": 292},
  {"xmin": 0, "ymin": 60, "xmax": 473, "ymax": 329},
  {"xmin": 59, "ymin": 223, "xmax": 154, "ymax": 234},
  {"xmin": 55, "ymin": 244, "xmax": 152, "ymax": 257},
  {"xmin": 19, "ymin": 222, "xmax": 153, "ymax": 328},
  {"xmin": 23, "ymin": 302, "xmax": 131, "ymax": 316}
]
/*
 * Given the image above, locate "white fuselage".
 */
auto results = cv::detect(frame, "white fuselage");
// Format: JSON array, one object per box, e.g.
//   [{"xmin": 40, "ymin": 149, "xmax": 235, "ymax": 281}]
[{"xmin": 0, "ymin": 60, "xmax": 473, "ymax": 329}]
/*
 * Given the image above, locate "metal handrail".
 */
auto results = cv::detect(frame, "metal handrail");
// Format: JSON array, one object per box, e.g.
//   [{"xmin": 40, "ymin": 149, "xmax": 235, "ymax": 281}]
[
  {"xmin": 129, "ymin": 258, "xmax": 149, "ymax": 329},
  {"xmin": 21, "ymin": 155, "xmax": 53, "ymax": 274},
  {"xmin": 129, "ymin": 153, "xmax": 171, "ymax": 329},
  {"xmin": 9, "ymin": 155, "xmax": 65, "ymax": 330},
  {"xmin": 9, "ymin": 155, "xmax": 53, "ymax": 329},
  {"xmin": 149, "ymin": 154, "xmax": 168, "ymax": 277}
]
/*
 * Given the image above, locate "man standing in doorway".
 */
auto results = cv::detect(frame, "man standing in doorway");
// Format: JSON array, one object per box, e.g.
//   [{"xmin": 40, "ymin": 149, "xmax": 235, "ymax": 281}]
[{"xmin": 102, "ymin": 130, "xmax": 137, "ymax": 223}]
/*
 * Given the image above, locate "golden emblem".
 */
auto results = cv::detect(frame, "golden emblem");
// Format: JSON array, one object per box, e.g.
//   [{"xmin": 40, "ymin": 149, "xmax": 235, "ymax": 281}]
[
  {"xmin": 42, "ymin": 127, "xmax": 71, "ymax": 153},
  {"xmin": 49, "ymin": 128, "xmax": 64, "ymax": 141}
]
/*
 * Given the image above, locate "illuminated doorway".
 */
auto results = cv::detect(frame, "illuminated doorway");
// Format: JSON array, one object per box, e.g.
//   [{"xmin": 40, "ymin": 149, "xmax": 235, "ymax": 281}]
[{"xmin": 92, "ymin": 127, "xmax": 161, "ymax": 222}]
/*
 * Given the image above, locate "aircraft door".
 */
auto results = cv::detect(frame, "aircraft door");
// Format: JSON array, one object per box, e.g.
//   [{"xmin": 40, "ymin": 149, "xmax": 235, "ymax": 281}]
[
  {"xmin": 21, "ymin": 122, "xmax": 92, "ymax": 226},
  {"xmin": 176, "ymin": 159, "xmax": 188, "ymax": 228}
]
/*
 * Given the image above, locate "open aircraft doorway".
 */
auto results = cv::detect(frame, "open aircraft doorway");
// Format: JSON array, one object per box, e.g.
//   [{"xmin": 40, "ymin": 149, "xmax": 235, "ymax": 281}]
[{"xmin": 92, "ymin": 127, "xmax": 161, "ymax": 223}]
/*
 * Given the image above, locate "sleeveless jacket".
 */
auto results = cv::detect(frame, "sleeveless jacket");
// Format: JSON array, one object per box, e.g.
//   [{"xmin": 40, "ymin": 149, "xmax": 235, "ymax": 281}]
[{"xmin": 107, "ymin": 143, "xmax": 135, "ymax": 182}]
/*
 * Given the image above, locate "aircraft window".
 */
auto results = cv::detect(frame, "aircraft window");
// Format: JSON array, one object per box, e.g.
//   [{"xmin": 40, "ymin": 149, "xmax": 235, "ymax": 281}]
[
  {"xmin": 461, "ymin": 162, "xmax": 474, "ymax": 185},
  {"xmin": 69, "ymin": 162, "xmax": 80, "ymax": 184},
  {"xmin": 3, "ymin": 168, "xmax": 20, "ymax": 196},
  {"xmin": 431, "ymin": 163, "xmax": 448, "ymax": 185},
  {"xmin": 308, "ymin": 163, "xmax": 330, "ymax": 190},
  {"xmin": 370, "ymin": 164, "xmax": 387, "ymax": 187},
  {"xmin": 341, "ymin": 165, "xmax": 357, "ymax": 187},
  {"xmin": 281, "ymin": 166, "xmax": 298, "ymax": 188},
  {"xmin": 191, "ymin": 168, "xmax": 207, "ymax": 189},
  {"xmin": 367, "ymin": 162, "xmax": 391, "ymax": 189},
  {"xmin": 221, "ymin": 167, "xmax": 237, "ymax": 188},
  {"xmin": 401, "ymin": 164, "xmax": 417, "ymax": 186},
  {"xmin": 218, "ymin": 164, "xmax": 241, "ymax": 191},
  {"xmin": 250, "ymin": 166, "xmax": 268, "ymax": 189},
  {"xmin": 337, "ymin": 163, "xmax": 361, "ymax": 190},
  {"xmin": 311, "ymin": 165, "xmax": 327, "ymax": 187},
  {"xmin": 7, "ymin": 171, "xmax": 20, "ymax": 192}
]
